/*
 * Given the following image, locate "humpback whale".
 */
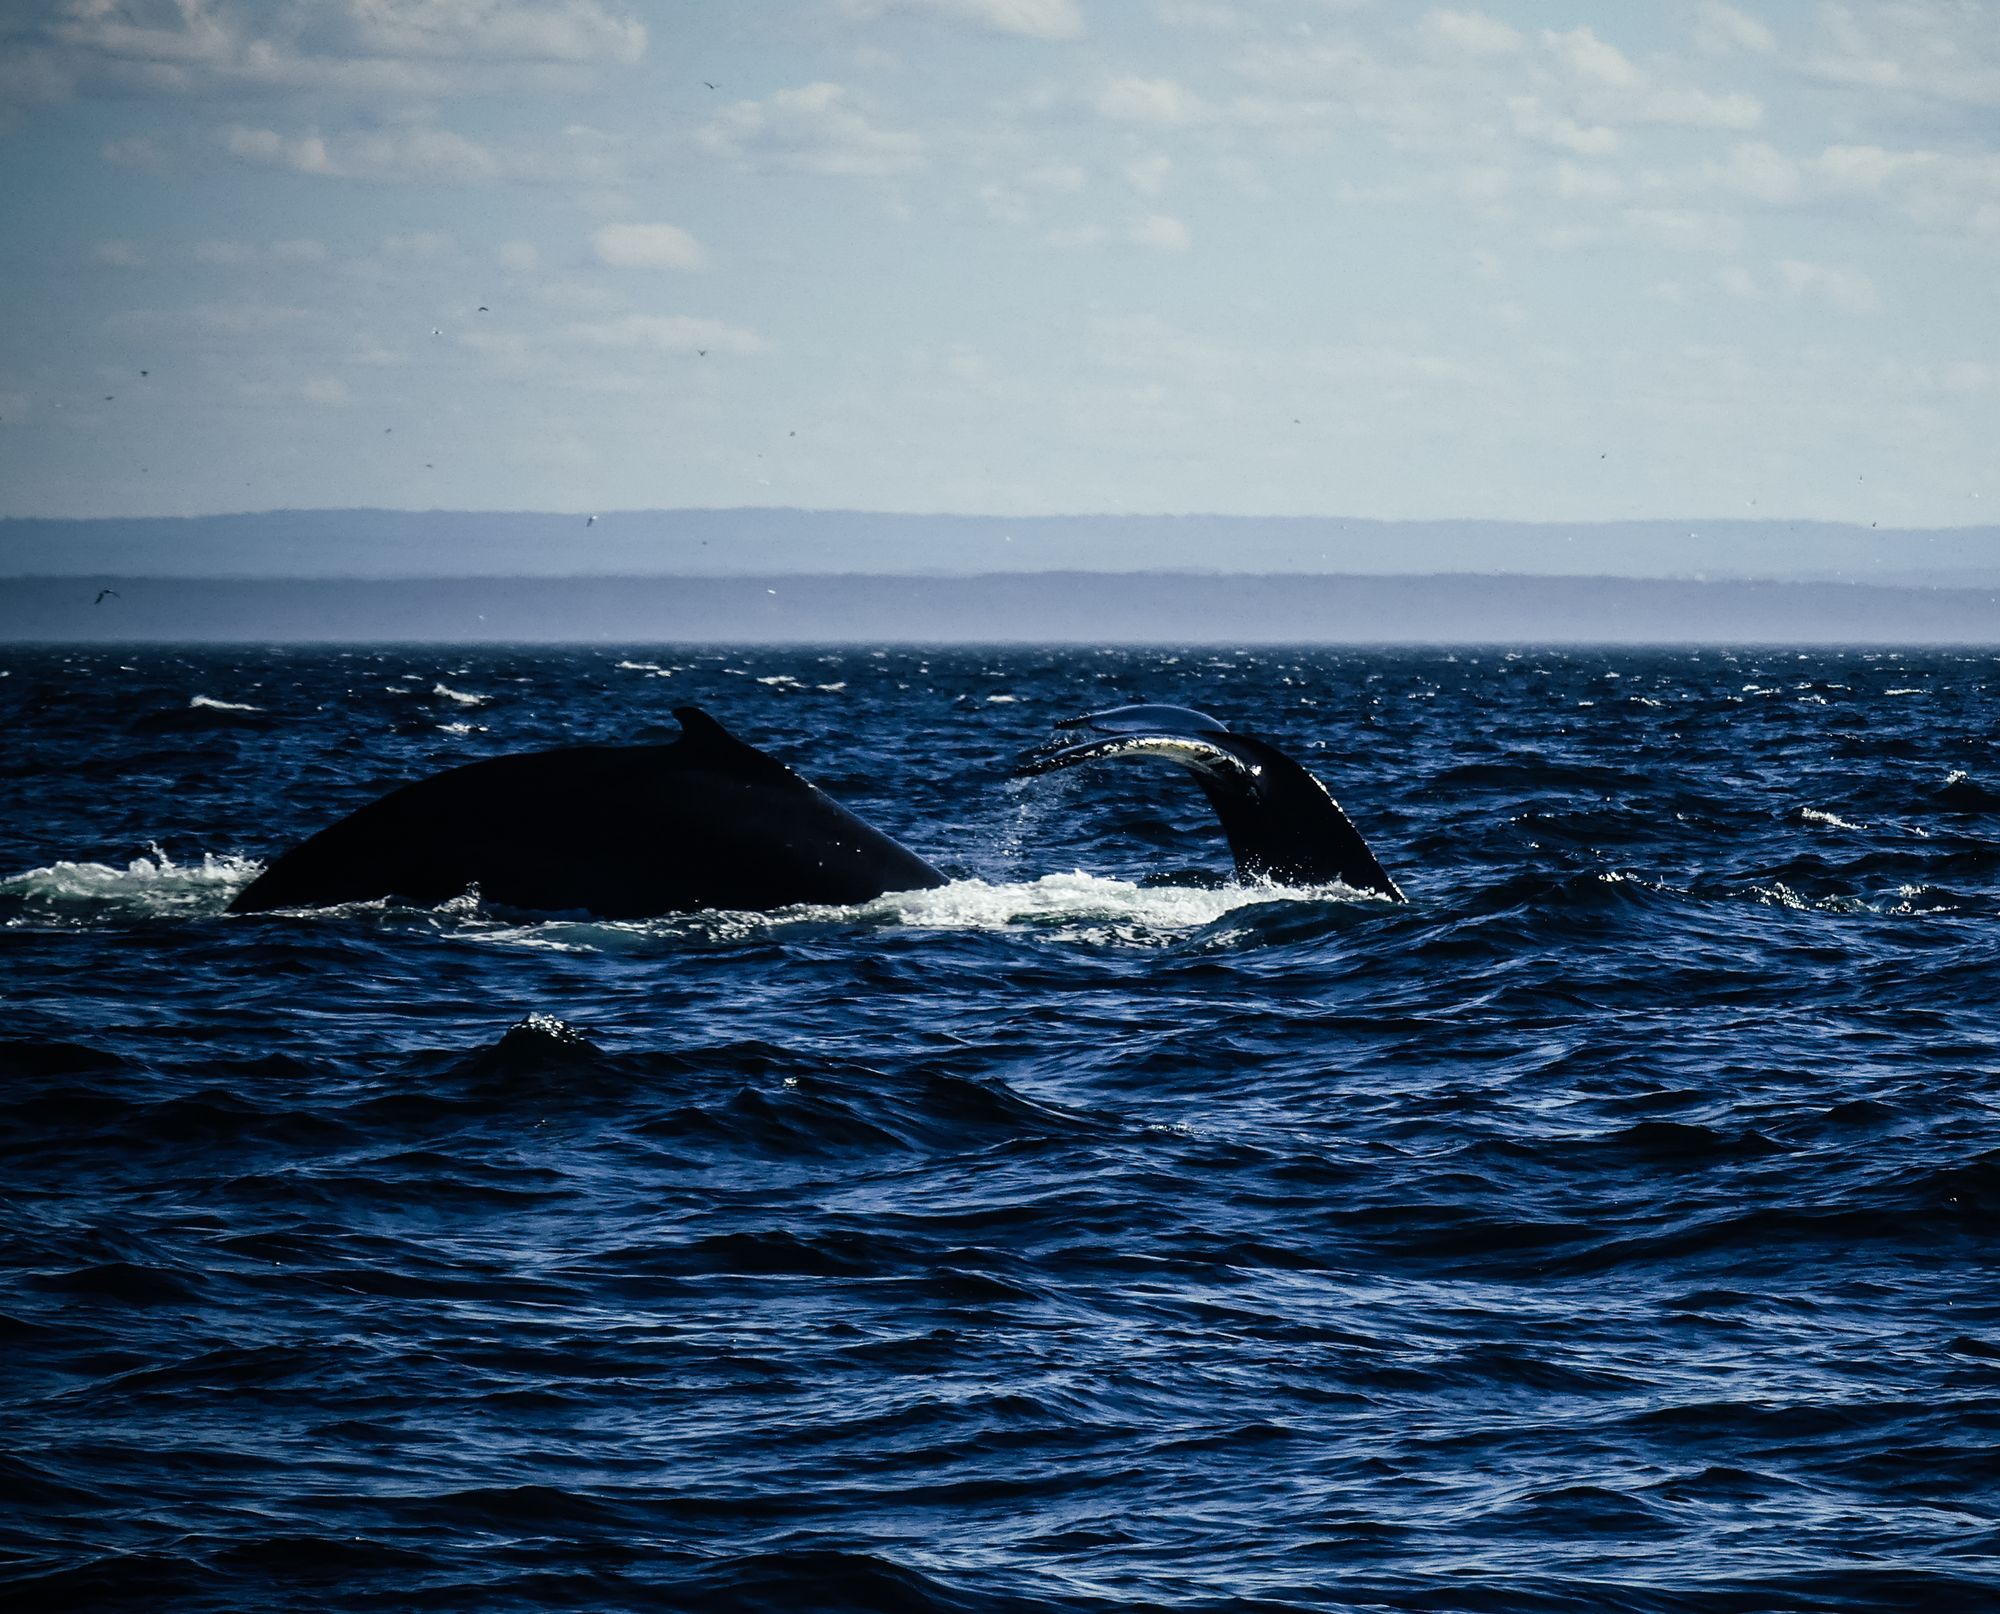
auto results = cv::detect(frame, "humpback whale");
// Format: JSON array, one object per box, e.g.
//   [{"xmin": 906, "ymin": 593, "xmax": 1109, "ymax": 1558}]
[
  {"xmin": 1015, "ymin": 704, "xmax": 1404, "ymax": 901},
  {"xmin": 229, "ymin": 705, "xmax": 947, "ymax": 917},
  {"xmin": 229, "ymin": 700, "xmax": 1397, "ymax": 919}
]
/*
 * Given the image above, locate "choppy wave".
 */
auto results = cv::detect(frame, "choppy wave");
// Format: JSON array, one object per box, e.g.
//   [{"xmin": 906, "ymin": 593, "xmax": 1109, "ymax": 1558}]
[{"xmin": 0, "ymin": 846, "xmax": 260, "ymax": 920}]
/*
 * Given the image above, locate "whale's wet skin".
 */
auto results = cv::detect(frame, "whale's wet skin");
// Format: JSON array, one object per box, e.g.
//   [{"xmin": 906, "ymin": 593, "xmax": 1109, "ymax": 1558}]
[{"xmin": 3, "ymin": 646, "xmax": 1999, "ymax": 1612}]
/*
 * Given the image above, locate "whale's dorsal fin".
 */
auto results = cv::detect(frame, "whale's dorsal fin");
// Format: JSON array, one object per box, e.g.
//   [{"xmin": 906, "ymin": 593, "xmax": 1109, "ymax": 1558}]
[{"xmin": 672, "ymin": 705, "xmax": 803, "ymax": 785}]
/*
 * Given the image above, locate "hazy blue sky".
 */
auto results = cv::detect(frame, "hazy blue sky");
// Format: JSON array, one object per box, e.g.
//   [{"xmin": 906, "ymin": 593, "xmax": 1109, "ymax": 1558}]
[{"xmin": 3, "ymin": 1, "xmax": 1997, "ymax": 528}]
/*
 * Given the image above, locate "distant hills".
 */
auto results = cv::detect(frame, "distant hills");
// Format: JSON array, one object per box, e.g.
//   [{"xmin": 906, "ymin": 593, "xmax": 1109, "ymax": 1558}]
[{"xmin": 3, "ymin": 508, "xmax": 1997, "ymax": 585}]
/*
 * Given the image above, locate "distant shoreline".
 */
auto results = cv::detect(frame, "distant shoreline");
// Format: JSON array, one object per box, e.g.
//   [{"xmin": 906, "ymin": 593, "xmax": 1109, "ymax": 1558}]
[
  {"xmin": 6, "ymin": 572, "xmax": 1996, "ymax": 644},
  {"xmin": 3, "ymin": 508, "xmax": 1996, "ymax": 589}
]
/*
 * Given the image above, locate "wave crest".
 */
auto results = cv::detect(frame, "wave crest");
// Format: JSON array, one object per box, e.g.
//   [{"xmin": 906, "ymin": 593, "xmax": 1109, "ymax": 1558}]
[{"xmin": 0, "ymin": 847, "xmax": 260, "ymax": 920}]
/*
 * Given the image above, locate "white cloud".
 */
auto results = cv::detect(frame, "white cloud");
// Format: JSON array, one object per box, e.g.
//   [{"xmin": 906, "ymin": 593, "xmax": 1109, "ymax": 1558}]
[
  {"xmin": 219, "ymin": 121, "xmax": 612, "ymax": 184},
  {"xmin": 1811, "ymin": 144, "xmax": 1939, "ymax": 193},
  {"xmin": 1693, "ymin": 1, "xmax": 1777, "ymax": 56},
  {"xmin": 1509, "ymin": 97, "xmax": 1618, "ymax": 156},
  {"xmin": 190, "ymin": 237, "xmax": 328, "ymax": 266},
  {"xmin": 498, "ymin": 240, "xmax": 541, "ymax": 273},
  {"xmin": 192, "ymin": 240, "xmax": 254, "ymax": 266},
  {"xmin": 592, "ymin": 222, "xmax": 706, "ymax": 270},
  {"xmin": 1126, "ymin": 153, "xmax": 1173, "ymax": 195},
  {"xmin": 1624, "ymin": 207, "xmax": 1743, "ymax": 253},
  {"xmin": 301, "ymin": 376, "xmax": 350, "ymax": 406},
  {"xmin": 1096, "ymin": 75, "xmax": 1212, "ymax": 125},
  {"xmin": 342, "ymin": 0, "xmax": 647, "ymax": 64},
  {"xmin": 1551, "ymin": 160, "xmax": 1622, "ymax": 202},
  {"xmin": 1777, "ymin": 258, "xmax": 1877, "ymax": 312},
  {"xmin": 110, "ymin": 301, "xmax": 311, "ymax": 335},
  {"xmin": 565, "ymin": 314, "xmax": 768, "ymax": 354},
  {"xmin": 1420, "ymin": 10, "xmax": 1523, "ymax": 57},
  {"xmin": 1808, "ymin": 144, "xmax": 2000, "ymax": 239},
  {"xmin": 91, "ymin": 239, "xmax": 144, "ymax": 267},
  {"xmin": 1806, "ymin": 2, "xmax": 2000, "ymax": 105},
  {"xmin": 347, "ymin": 336, "xmax": 407, "ymax": 366},
  {"xmin": 1707, "ymin": 140, "xmax": 1802, "ymax": 203},
  {"xmin": 979, "ymin": 184, "xmax": 1029, "ymax": 224},
  {"xmin": 1131, "ymin": 213, "xmax": 1192, "ymax": 251},
  {"xmin": 1661, "ymin": 138, "xmax": 2000, "ymax": 243},
  {"xmin": 837, "ymin": 0, "xmax": 1084, "ymax": 39},
  {"xmin": 1457, "ymin": 165, "xmax": 1510, "ymax": 206},
  {"xmin": 698, "ymin": 83, "xmax": 924, "ymax": 176},
  {"xmin": 382, "ymin": 230, "xmax": 454, "ymax": 259},
  {"xmin": 1156, "ymin": 1, "xmax": 1243, "ymax": 28},
  {"xmin": 1086, "ymin": 312, "xmax": 1487, "ymax": 397},
  {"xmin": 1631, "ymin": 83, "xmax": 1764, "ymax": 129},
  {"xmin": 100, "ymin": 132, "xmax": 167, "ymax": 169},
  {"xmin": 222, "ymin": 124, "xmax": 499, "ymax": 181},
  {"xmin": 1542, "ymin": 25, "xmax": 1641, "ymax": 90},
  {"xmin": 1023, "ymin": 162, "xmax": 1087, "ymax": 192},
  {"xmin": 1539, "ymin": 25, "xmax": 1762, "ymax": 130},
  {"xmin": 1717, "ymin": 264, "xmax": 1760, "ymax": 298},
  {"xmin": 47, "ymin": 0, "xmax": 646, "ymax": 98},
  {"xmin": 983, "ymin": 163, "xmax": 1086, "ymax": 221}
]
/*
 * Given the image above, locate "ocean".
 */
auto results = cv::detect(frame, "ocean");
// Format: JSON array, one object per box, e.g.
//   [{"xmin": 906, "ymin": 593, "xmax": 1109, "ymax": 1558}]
[{"xmin": 3, "ymin": 644, "xmax": 1997, "ymax": 1612}]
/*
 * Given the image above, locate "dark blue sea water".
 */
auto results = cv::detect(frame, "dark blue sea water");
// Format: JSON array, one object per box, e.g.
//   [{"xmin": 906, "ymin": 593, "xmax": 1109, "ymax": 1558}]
[{"xmin": 3, "ymin": 645, "xmax": 1999, "ymax": 1613}]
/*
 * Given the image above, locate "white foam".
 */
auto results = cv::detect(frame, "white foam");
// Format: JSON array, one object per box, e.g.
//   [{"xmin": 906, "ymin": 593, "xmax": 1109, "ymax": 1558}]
[
  {"xmin": 189, "ymin": 694, "xmax": 261, "ymax": 712},
  {"xmin": 432, "ymin": 683, "xmax": 488, "ymax": 706},
  {"xmin": 0, "ymin": 847, "xmax": 261, "ymax": 920},
  {"xmin": 0, "ymin": 858, "xmax": 1377, "ymax": 946},
  {"xmin": 481, "ymin": 872, "xmax": 1383, "ymax": 953},
  {"xmin": 1802, "ymin": 807, "xmax": 1866, "ymax": 831}
]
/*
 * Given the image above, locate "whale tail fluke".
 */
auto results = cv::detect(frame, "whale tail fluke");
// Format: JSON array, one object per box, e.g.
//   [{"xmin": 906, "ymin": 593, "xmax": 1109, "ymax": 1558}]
[{"xmin": 1016, "ymin": 704, "xmax": 1404, "ymax": 901}]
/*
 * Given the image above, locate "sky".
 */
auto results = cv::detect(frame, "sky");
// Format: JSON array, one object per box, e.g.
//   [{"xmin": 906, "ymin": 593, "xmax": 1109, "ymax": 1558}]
[{"xmin": 1, "ymin": 0, "xmax": 1997, "ymax": 531}]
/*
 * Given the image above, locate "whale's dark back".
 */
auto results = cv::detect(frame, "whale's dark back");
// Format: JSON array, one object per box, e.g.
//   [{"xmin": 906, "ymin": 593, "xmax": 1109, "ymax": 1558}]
[{"xmin": 229, "ymin": 707, "xmax": 947, "ymax": 917}]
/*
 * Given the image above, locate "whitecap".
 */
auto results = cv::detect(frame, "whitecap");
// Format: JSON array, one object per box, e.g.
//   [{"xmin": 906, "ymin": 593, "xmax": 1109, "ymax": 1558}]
[
  {"xmin": 1802, "ymin": 807, "xmax": 1866, "ymax": 831},
  {"xmin": 476, "ymin": 872, "xmax": 1387, "ymax": 954},
  {"xmin": 432, "ymin": 683, "xmax": 488, "ymax": 706},
  {"xmin": 189, "ymin": 694, "xmax": 261, "ymax": 712},
  {"xmin": 0, "ymin": 847, "xmax": 261, "ymax": 921}
]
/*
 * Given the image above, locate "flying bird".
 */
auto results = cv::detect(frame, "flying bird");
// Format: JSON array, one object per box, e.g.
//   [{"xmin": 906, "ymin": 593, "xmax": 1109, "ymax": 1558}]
[
  {"xmin": 95, "ymin": 589, "xmax": 119, "ymax": 605},
  {"xmin": 704, "ymin": 81, "xmax": 717, "ymax": 90},
  {"xmin": 697, "ymin": 349, "xmax": 707, "ymax": 357},
  {"xmin": 477, "ymin": 306, "xmax": 489, "ymax": 313},
  {"xmin": 585, "ymin": 514, "xmax": 597, "ymax": 526}
]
